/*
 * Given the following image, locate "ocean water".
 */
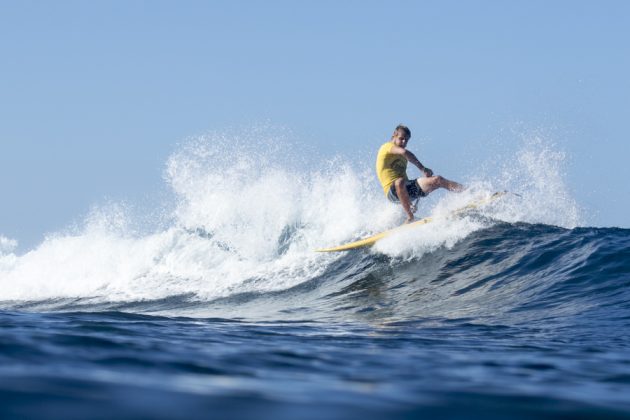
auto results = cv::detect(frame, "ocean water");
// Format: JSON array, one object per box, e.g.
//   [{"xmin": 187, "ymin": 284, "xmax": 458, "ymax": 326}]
[{"xmin": 1, "ymin": 133, "xmax": 629, "ymax": 419}]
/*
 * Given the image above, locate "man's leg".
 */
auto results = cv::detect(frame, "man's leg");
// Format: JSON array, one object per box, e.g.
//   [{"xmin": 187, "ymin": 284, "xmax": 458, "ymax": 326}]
[
  {"xmin": 417, "ymin": 176, "xmax": 464, "ymax": 195},
  {"xmin": 394, "ymin": 178, "xmax": 415, "ymax": 223}
]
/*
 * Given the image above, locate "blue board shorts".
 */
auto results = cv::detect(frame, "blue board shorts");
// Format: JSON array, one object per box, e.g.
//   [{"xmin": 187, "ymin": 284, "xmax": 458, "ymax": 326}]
[{"xmin": 387, "ymin": 179, "xmax": 426, "ymax": 203}]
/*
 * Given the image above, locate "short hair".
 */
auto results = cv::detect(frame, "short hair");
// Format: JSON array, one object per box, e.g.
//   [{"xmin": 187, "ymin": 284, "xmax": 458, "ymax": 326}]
[{"xmin": 393, "ymin": 124, "xmax": 411, "ymax": 138}]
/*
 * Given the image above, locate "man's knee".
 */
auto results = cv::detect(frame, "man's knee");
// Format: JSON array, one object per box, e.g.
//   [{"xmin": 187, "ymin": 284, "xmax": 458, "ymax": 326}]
[
  {"xmin": 424, "ymin": 175, "xmax": 443, "ymax": 187},
  {"xmin": 426, "ymin": 175, "xmax": 444, "ymax": 187},
  {"xmin": 419, "ymin": 175, "xmax": 444, "ymax": 193}
]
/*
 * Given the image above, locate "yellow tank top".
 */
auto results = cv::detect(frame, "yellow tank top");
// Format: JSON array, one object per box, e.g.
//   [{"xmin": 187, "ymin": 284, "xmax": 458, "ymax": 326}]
[{"xmin": 375, "ymin": 142, "xmax": 408, "ymax": 195}]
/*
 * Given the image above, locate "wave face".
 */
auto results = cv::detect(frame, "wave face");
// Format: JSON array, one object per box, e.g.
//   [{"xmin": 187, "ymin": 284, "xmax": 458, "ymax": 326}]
[{"xmin": 2, "ymin": 130, "xmax": 629, "ymax": 418}]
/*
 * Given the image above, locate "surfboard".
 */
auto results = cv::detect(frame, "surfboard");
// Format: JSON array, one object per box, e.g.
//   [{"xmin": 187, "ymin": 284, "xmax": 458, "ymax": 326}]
[{"xmin": 315, "ymin": 191, "xmax": 507, "ymax": 252}]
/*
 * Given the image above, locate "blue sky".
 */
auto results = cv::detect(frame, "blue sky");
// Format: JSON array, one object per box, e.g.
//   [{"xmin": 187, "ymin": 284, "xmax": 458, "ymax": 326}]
[{"xmin": 1, "ymin": 1, "xmax": 629, "ymax": 249}]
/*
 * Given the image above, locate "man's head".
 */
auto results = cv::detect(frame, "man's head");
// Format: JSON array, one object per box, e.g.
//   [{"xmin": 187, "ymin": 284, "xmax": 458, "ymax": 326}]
[{"xmin": 391, "ymin": 124, "xmax": 411, "ymax": 148}]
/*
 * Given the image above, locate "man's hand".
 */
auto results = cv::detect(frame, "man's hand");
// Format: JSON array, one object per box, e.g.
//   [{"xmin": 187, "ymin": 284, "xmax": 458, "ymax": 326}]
[{"xmin": 423, "ymin": 167, "xmax": 433, "ymax": 177}]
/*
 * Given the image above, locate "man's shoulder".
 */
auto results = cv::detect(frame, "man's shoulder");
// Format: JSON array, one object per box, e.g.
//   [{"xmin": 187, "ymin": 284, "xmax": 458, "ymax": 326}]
[
  {"xmin": 380, "ymin": 142, "xmax": 406, "ymax": 157},
  {"xmin": 378, "ymin": 141, "xmax": 393, "ymax": 152}
]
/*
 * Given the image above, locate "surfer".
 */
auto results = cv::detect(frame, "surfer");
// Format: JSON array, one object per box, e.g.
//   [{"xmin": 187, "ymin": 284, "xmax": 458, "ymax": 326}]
[{"xmin": 376, "ymin": 124, "xmax": 464, "ymax": 223}]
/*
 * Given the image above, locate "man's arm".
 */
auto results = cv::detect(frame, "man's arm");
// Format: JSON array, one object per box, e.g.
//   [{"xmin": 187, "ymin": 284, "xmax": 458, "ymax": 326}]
[{"xmin": 390, "ymin": 145, "xmax": 433, "ymax": 177}]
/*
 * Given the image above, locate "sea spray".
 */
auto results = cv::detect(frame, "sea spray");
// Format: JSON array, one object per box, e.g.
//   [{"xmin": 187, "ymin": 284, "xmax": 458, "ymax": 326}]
[
  {"xmin": 375, "ymin": 133, "xmax": 582, "ymax": 259},
  {"xmin": 0, "ymin": 236, "xmax": 17, "ymax": 255},
  {"xmin": 0, "ymin": 129, "xmax": 379, "ymax": 304},
  {"xmin": 0, "ymin": 127, "xmax": 583, "ymax": 310},
  {"xmin": 0, "ymin": 236, "xmax": 18, "ymax": 273}
]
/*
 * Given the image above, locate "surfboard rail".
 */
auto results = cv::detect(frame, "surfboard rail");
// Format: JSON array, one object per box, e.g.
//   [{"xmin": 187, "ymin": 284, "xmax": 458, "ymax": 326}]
[{"xmin": 315, "ymin": 191, "xmax": 507, "ymax": 252}]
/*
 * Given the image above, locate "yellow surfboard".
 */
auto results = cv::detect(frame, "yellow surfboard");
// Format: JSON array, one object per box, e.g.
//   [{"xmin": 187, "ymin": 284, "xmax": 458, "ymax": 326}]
[{"xmin": 316, "ymin": 192, "xmax": 507, "ymax": 252}]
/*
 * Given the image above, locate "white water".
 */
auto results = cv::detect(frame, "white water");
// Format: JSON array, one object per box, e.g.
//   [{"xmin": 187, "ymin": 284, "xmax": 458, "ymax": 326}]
[{"xmin": 0, "ymin": 128, "xmax": 581, "ymax": 304}]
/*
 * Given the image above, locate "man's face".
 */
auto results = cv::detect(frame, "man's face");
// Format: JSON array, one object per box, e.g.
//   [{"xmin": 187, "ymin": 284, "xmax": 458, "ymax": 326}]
[{"xmin": 393, "ymin": 131, "xmax": 410, "ymax": 148}]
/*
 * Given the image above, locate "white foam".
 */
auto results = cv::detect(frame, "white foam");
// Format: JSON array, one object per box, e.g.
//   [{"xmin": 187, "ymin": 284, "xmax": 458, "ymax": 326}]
[
  {"xmin": 491, "ymin": 136, "xmax": 582, "ymax": 228},
  {"xmin": 0, "ymin": 128, "xmax": 582, "ymax": 304},
  {"xmin": 374, "ymin": 213, "xmax": 486, "ymax": 260},
  {"xmin": 0, "ymin": 236, "xmax": 17, "ymax": 255},
  {"xmin": 0, "ymin": 236, "xmax": 18, "ymax": 273},
  {"xmin": 0, "ymin": 129, "xmax": 394, "ymax": 303}
]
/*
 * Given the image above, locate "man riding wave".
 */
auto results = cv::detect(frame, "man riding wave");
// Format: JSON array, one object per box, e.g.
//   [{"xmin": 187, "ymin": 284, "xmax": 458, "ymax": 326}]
[{"xmin": 376, "ymin": 124, "xmax": 464, "ymax": 223}]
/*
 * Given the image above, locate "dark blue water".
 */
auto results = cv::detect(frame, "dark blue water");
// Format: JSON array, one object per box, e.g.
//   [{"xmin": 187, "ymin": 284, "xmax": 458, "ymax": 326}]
[{"xmin": 2, "ymin": 223, "xmax": 630, "ymax": 419}]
